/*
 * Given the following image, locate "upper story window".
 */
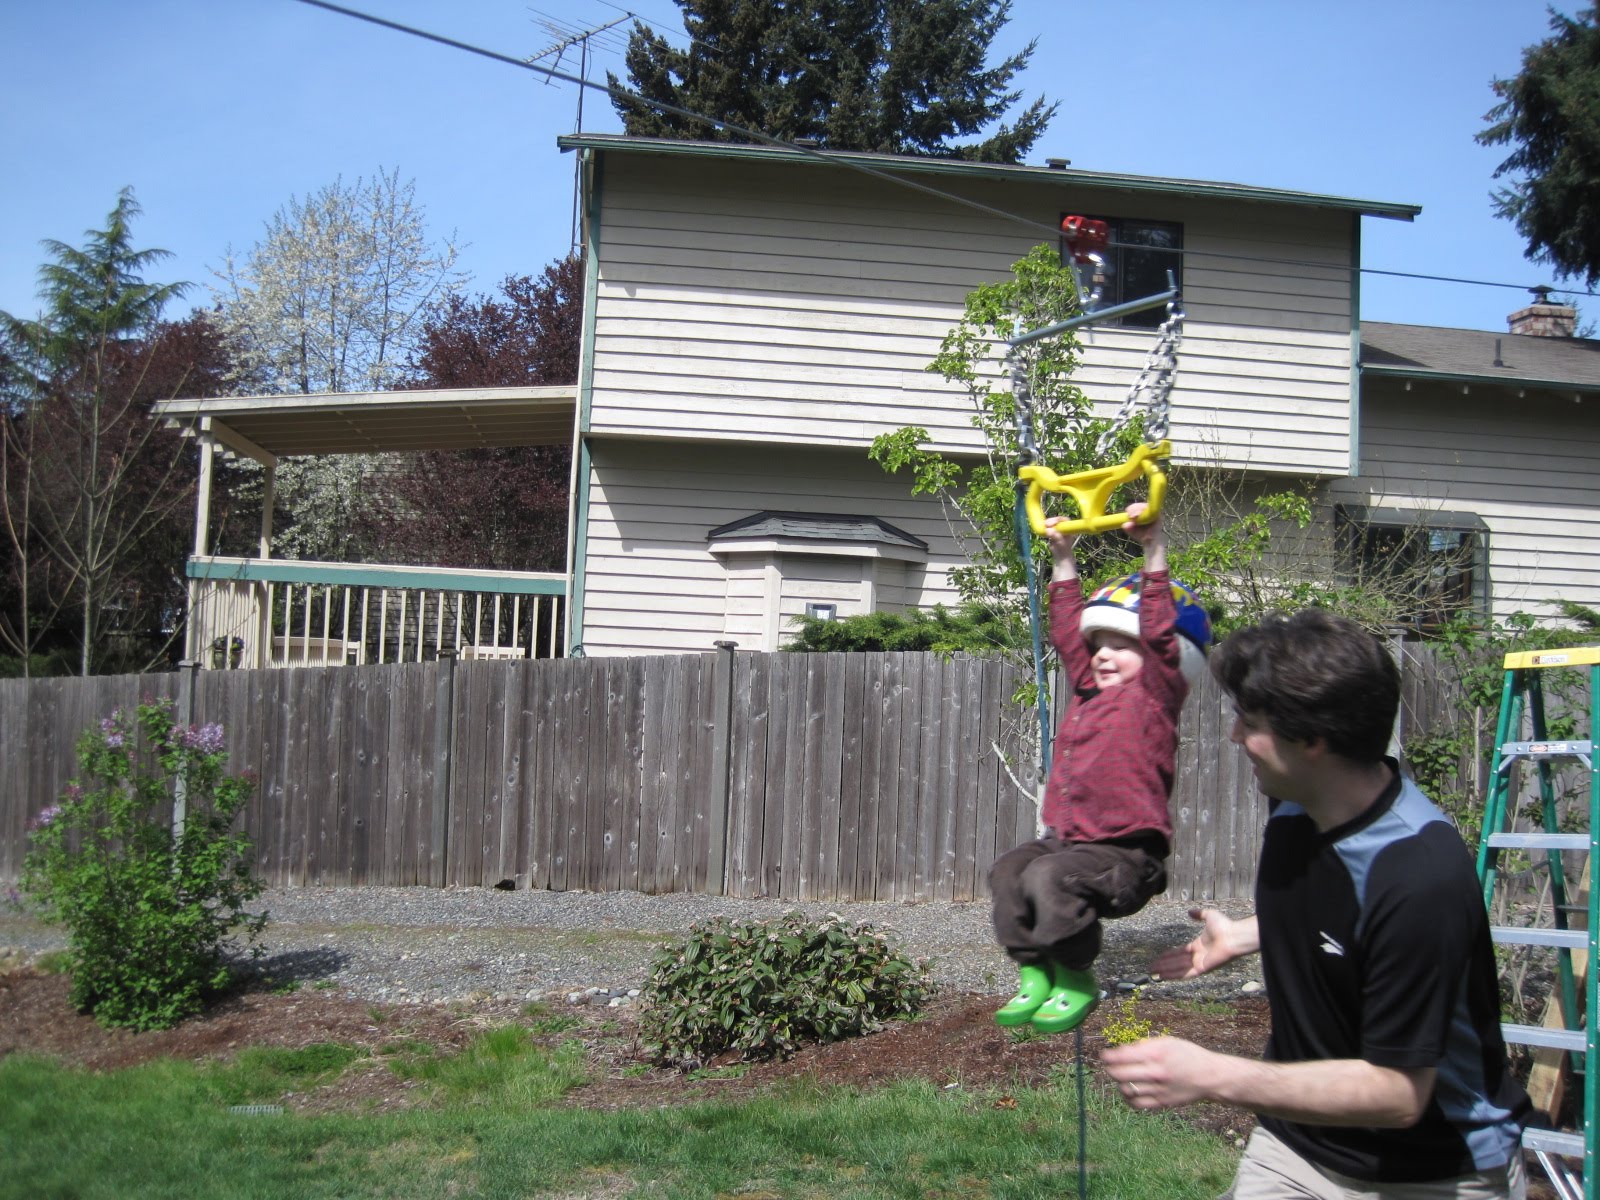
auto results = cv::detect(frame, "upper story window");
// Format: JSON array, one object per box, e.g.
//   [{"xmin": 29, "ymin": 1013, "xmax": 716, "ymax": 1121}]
[
  {"xmin": 1335, "ymin": 505, "xmax": 1489, "ymax": 636},
  {"xmin": 1061, "ymin": 216, "xmax": 1183, "ymax": 328}
]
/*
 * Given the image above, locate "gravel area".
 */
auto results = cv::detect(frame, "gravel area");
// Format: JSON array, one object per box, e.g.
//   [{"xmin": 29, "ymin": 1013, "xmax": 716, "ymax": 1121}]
[{"xmin": 0, "ymin": 885, "xmax": 1262, "ymax": 1008}]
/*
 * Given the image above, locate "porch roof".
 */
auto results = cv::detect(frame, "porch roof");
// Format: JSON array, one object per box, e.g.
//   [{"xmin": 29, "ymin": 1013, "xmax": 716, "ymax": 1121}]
[{"xmin": 153, "ymin": 385, "xmax": 578, "ymax": 461}]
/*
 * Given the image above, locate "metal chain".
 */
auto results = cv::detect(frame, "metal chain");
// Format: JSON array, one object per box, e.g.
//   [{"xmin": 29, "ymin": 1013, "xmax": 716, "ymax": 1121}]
[
  {"xmin": 1095, "ymin": 294, "xmax": 1185, "ymax": 459},
  {"xmin": 1011, "ymin": 352, "xmax": 1042, "ymax": 467}
]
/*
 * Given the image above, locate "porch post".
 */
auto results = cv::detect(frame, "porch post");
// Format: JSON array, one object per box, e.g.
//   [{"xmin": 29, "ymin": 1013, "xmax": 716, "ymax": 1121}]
[
  {"xmin": 193, "ymin": 427, "xmax": 214, "ymax": 558},
  {"xmin": 258, "ymin": 462, "xmax": 275, "ymax": 559}
]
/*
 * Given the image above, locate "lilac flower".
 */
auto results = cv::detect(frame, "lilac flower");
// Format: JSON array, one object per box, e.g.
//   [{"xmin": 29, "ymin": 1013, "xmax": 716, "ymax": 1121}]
[
  {"xmin": 64, "ymin": 783, "xmax": 83, "ymax": 802},
  {"xmin": 29, "ymin": 804, "xmax": 62, "ymax": 830},
  {"xmin": 99, "ymin": 711, "xmax": 126, "ymax": 747},
  {"xmin": 180, "ymin": 723, "xmax": 227, "ymax": 754}
]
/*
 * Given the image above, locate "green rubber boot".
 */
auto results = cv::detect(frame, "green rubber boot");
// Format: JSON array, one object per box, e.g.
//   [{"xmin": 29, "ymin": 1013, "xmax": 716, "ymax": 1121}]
[
  {"xmin": 1030, "ymin": 966, "xmax": 1098, "ymax": 1034},
  {"xmin": 995, "ymin": 963, "xmax": 1054, "ymax": 1027}
]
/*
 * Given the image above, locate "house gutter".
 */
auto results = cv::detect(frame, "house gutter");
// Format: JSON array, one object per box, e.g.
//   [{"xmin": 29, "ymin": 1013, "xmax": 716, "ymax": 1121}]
[{"xmin": 1362, "ymin": 364, "xmax": 1600, "ymax": 396}]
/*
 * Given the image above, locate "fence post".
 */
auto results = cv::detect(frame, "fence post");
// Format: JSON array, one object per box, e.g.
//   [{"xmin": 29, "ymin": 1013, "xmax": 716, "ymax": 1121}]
[
  {"xmin": 430, "ymin": 650, "xmax": 458, "ymax": 888},
  {"xmin": 172, "ymin": 658, "xmax": 200, "ymax": 837},
  {"xmin": 706, "ymin": 640, "xmax": 738, "ymax": 896}
]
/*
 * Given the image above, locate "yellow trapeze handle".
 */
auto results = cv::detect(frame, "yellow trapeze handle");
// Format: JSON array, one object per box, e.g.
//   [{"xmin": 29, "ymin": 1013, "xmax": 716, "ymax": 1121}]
[{"xmin": 1019, "ymin": 440, "xmax": 1172, "ymax": 536}]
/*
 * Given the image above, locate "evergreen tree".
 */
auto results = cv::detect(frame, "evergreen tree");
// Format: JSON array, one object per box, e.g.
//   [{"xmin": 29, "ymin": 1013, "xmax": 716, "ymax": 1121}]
[
  {"xmin": 1, "ymin": 190, "xmax": 218, "ymax": 675},
  {"xmin": 1478, "ymin": 7, "xmax": 1600, "ymax": 284},
  {"xmin": 608, "ymin": 0, "xmax": 1056, "ymax": 163}
]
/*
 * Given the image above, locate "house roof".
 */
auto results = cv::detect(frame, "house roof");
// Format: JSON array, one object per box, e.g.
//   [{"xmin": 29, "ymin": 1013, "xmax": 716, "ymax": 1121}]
[
  {"xmin": 558, "ymin": 133, "xmax": 1421, "ymax": 222},
  {"xmin": 1361, "ymin": 322, "xmax": 1600, "ymax": 394},
  {"xmin": 152, "ymin": 385, "xmax": 577, "ymax": 463},
  {"xmin": 708, "ymin": 511, "xmax": 929, "ymax": 552}
]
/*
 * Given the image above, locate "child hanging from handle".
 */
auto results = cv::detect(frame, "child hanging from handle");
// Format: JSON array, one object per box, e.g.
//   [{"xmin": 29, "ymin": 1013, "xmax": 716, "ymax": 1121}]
[{"xmin": 988, "ymin": 501, "xmax": 1212, "ymax": 1032}]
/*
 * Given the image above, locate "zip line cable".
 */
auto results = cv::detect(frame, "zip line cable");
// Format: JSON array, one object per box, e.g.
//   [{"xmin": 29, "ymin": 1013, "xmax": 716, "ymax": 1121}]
[
  {"xmin": 294, "ymin": 0, "xmax": 1079, "ymax": 242},
  {"xmin": 296, "ymin": 0, "xmax": 1596, "ymax": 304}
]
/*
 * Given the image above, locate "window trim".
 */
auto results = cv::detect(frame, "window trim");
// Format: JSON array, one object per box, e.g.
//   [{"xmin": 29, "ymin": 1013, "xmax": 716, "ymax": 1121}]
[
  {"xmin": 1335, "ymin": 504, "xmax": 1490, "ymax": 632},
  {"xmin": 1059, "ymin": 214, "xmax": 1184, "ymax": 328}
]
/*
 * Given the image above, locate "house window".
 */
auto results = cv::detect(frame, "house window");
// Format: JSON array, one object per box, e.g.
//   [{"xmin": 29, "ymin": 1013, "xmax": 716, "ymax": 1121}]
[
  {"xmin": 1062, "ymin": 216, "xmax": 1183, "ymax": 328},
  {"xmin": 1336, "ymin": 506, "xmax": 1489, "ymax": 634},
  {"xmin": 805, "ymin": 603, "xmax": 837, "ymax": 622}
]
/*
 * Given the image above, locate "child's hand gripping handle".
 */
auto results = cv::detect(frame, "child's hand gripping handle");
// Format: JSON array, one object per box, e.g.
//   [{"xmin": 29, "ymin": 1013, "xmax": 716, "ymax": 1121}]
[{"xmin": 1019, "ymin": 440, "xmax": 1171, "ymax": 536}]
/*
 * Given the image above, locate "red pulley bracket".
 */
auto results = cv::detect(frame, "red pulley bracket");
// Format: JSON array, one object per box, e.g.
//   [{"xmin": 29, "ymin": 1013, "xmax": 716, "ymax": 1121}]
[{"xmin": 1060, "ymin": 215, "xmax": 1109, "ymax": 264}]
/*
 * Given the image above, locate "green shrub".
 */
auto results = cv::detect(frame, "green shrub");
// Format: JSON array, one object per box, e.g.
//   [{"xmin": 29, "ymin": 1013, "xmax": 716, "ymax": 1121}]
[
  {"xmin": 21, "ymin": 699, "xmax": 267, "ymax": 1030},
  {"xmin": 638, "ymin": 912, "xmax": 935, "ymax": 1069}
]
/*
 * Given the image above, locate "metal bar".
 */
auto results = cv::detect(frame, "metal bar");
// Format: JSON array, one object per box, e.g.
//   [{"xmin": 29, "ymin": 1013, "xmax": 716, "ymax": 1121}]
[
  {"xmin": 1488, "ymin": 833, "xmax": 1592, "ymax": 851},
  {"xmin": 1503, "ymin": 1024, "xmax": 1587, "ymax": 1052},
  {"xmin": 1525, "ymin": 1128, "xmax": 1586, "ymax": 1156},
  {"xmin": 1491, "ymin": 927, "xmax": 1588, "ymax": 949},
  {"xmin": 1007, "ymin": 286, "xmax": 1177, "ymax": 348}
]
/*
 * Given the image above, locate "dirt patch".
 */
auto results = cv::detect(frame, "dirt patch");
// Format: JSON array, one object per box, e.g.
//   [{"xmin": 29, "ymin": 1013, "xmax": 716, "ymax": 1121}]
[{"xmin": 0, "ymin": 965, "xmax": 1268, "ymax": 1143}]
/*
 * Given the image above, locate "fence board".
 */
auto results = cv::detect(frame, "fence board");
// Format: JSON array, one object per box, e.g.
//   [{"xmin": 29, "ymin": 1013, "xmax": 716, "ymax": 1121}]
[
  {"xmin": 689, "ymin": 655, "xmax": 717, "ymax": 894},
  {"xmin": 0, "ymin": 681, "xmax": 26, "ymax": 879},
  {"xmin": 527, "ymin": 659, "xmax": 558, "ymax": 890},
  {"xmin": 727, "ymin": 652, "xmax": 769, "ymax": 896},
  {"xmin": 950, "ymin": 656, "xmax": 983, "ymax": 901},
  {"xmin": 760, "ymin": 656, "xmax": 792, "ymax": 897},
  {"xmin": 836, "ymin": 653, "xmax": 866, "ymax": 902},
  {"xmin": 899, "ymin": 654, "xmax": 931, "ymax": 902}
]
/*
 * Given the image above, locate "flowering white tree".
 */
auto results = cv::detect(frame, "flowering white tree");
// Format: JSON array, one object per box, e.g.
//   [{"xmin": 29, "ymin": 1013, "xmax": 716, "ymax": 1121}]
[
  {"xmin": 212, "ymin": 170, "xmax": 465, "ymax": 562},
  {"xmin": 214, "ymin": 168, "xmax": 465, "ymax": 394}
]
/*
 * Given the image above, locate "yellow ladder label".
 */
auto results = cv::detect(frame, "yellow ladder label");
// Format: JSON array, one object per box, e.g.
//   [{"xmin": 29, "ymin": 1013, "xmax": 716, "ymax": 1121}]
[{"xmin": 1502, "ymin": 646, "xmax": 1600, "ymax": 670}]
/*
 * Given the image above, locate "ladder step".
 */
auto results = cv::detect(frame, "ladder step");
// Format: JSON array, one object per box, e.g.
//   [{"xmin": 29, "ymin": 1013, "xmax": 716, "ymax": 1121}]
[
  {"xmin": 1487, "ymin": 833, "xmax": 1592, "ymax": 851},
  {"xmin": 1491, "ymin": 927, "xmax": 1590, "ymax": 949},
  {"xmin": 1495, "ymin": 739, "xmax": 1593, "ymax": 762},
  {"xmin": 1523, "ymin": 1128, "xmax": 1586, "ymax": 1157},
  {"xmin": 1491, "ymin": 739, "xmax": 1593, "ymax": 774},
  {"xmin": 1502, "ymin": 1023, "xmax": 1587, "ymax": 1052}
]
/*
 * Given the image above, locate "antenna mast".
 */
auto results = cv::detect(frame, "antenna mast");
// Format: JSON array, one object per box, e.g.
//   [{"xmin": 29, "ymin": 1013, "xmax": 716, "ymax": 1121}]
[{"xmin": 528, "ymin": 14, "xmax": 630, "ymax": 254}]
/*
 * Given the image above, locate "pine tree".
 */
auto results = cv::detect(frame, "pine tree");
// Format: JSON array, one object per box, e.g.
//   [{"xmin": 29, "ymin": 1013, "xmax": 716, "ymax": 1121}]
[
  {"xmin": 608, "ymin": 0, "xmax": 1056, "ymax": 163},
  {"xmin": 1, "ymin": 190, "xmax": 212, "ymax": 675},
  {"xmin": 1478, "ymin": 7, "xmax": 1600, "ymax": 285}
]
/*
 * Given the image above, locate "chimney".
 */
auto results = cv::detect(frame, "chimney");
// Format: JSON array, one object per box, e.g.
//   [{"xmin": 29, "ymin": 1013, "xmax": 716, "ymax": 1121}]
[{"xmin": 1508, "ymin": 285, "xmax": 1577, "ymax": 338}]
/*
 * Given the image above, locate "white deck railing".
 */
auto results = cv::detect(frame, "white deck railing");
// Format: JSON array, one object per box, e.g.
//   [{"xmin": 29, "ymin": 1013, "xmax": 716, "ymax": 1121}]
[{"xmin": 186, "ymin": 556, "xmax": 568, "ymax": 669}]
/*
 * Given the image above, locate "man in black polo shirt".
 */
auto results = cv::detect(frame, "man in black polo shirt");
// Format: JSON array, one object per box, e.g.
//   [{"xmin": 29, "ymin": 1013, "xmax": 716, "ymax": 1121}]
[{"xmin": 1103, "ymin": 609, "xmax": 1529, "ymax": 1199}]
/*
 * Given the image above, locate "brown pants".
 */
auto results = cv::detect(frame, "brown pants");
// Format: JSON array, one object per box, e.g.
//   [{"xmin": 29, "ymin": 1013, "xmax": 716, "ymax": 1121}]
[{"xmin": 988, "ymin": 834, "xmax": 1168, "ymax": 970}]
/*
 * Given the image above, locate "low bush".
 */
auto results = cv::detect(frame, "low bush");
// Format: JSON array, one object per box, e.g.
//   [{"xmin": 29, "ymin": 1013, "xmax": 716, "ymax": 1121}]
[
  {"xmin": 638, "ymin": 911, "xmax": 935, "ymax": 1069},
  {"xmin": 21, "ymin": 699, "xmax": 267, "ymax": 1030}
]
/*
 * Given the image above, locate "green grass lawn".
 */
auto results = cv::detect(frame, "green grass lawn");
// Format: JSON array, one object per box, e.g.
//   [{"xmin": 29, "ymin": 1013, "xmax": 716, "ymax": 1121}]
[{"xmin": 0, "ymin": 1029, "xmax": 1238, "ymax": 1200}]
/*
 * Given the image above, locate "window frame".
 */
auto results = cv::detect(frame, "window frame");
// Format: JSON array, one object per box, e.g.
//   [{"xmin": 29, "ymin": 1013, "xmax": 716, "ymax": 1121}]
[
  {"xmin": 1334, "ymin": 505, "xmax": 1490, "ymax": 635},
  {"xmin": 1060, "ymin": 214, "xmax": 1184, "ymax": 328}
]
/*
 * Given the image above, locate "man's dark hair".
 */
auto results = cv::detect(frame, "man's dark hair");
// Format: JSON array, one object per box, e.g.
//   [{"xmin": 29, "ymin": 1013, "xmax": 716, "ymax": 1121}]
[{"xmin": 1210, "ymin": 608, "xmax": 1399, "ymax": 762}]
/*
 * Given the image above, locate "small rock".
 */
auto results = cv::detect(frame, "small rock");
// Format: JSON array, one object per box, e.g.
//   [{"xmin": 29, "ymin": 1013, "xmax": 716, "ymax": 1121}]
[
  {"xmin": 566, "ymin": 991, "xmax": 584, "ymax": 1004},
  {"xmin": 1241, "ymin": 980, "xmax": 1264, "ymax": 994}
]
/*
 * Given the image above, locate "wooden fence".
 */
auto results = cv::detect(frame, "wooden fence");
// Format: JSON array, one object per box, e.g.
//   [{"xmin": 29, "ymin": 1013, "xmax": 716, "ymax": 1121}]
[{"xmin": 0, "ymin": 646, "xmax": 1471, "ymax": 902}]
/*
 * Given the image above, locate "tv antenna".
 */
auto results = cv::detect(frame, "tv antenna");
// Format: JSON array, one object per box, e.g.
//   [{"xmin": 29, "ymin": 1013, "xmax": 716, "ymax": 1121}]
[{"xmin": 528, "ymin": 13, "xmax": 631, "ymax": 254}]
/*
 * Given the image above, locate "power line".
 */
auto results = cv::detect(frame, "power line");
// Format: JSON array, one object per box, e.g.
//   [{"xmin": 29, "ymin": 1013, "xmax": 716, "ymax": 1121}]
[
  {"xmin": 293, "ymin": 0, "xmax": 1090, "ymax": 242},
  {"xmin": 294, "ymin": 0, "xmax": 1590, "ymax": 303}
]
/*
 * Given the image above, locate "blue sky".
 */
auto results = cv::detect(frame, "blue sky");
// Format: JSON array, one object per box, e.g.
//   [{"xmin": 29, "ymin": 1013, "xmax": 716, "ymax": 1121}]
[{"xmin": 0, "ymin": 0, "xmax": 1577, "ymax": 333}]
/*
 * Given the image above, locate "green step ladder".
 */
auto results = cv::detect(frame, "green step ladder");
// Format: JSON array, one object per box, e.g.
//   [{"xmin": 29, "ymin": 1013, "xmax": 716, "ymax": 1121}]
[{"xmin": 1475, "ymin": 645, "xmax": 1600, "ymax": 1200}]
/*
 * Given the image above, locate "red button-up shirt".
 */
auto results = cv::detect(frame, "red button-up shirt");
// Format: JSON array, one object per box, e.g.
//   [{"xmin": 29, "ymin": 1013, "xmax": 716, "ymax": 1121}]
[{"xmin": 1040, "ymin": 569, "xmax": 1188, "ymax": 846}]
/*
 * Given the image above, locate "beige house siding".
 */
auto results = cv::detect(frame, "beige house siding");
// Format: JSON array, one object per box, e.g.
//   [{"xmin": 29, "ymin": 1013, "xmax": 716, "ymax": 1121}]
[
  {"xmin": 578, "ymin": 440, "xmax": 961, "ymax": 656},
  {"xmin": 1330, "ymin": 381, "xmax": 1600, "ymax": 622},
  {"xmin": 585, "ymin": 153, "xmax": 1356, "ymax": 477}
]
